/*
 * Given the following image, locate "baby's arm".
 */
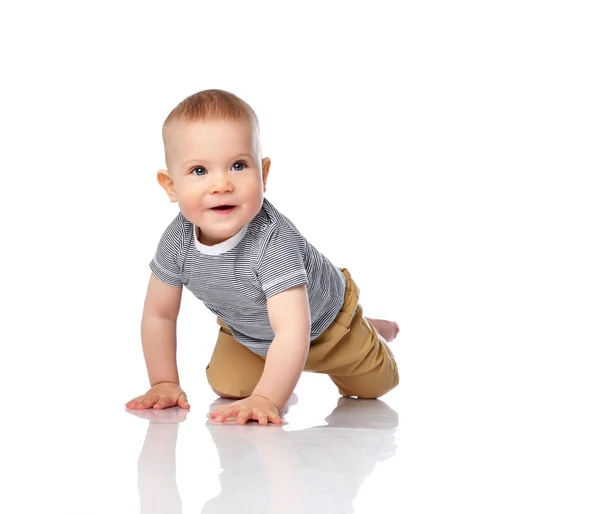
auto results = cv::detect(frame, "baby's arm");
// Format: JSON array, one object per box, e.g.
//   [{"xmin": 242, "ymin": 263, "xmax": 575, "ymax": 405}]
[
  {"xmin": 210, "ymin": 284, "xmax": 310, "ymax": 424},
  {"xmin": 252, "ymin": 284, "xmax": 311, "ymax": 409},
  {"xmin": 126, "ymin": 273, "xmax": 189, "ymax": 410},
  {"xmin": 141, "ymin": 273, "xmax": 182, "ymax": 385}
]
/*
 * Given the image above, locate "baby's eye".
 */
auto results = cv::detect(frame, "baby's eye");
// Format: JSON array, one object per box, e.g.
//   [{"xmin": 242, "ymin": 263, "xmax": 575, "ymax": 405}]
[
  {"xmin": 232, "ymin": 161, "xmax": 246, "ymax": 171},
  {"xmin": 191, "ymin": 166, "xmax": 206, "ymax": 176}
]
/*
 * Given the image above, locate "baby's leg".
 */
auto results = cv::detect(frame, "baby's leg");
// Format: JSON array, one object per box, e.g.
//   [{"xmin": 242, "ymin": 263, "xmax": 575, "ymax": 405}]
[
  {"xmin": 333, "ymin": 315, "xmax": 399, "ymax": 398},
  {"xmin": 206, "ymin": 321, "xmax": 265, "ymax": 399},
  {"xmin": 306, "ymin": 306, "xmax": 400, "ymax": 399}
]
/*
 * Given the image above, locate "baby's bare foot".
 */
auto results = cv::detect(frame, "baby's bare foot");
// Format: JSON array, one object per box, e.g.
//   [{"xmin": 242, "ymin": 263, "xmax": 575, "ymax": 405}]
[{"xmin": 365, "ymin": 317, "xmax": 400, "ymax": 343}]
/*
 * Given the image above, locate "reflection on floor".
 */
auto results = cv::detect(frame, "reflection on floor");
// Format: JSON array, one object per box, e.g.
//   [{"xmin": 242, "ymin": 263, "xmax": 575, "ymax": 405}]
[{"xmin": 129, "ymin": 396, "xmax": 398, "ymax": 514}]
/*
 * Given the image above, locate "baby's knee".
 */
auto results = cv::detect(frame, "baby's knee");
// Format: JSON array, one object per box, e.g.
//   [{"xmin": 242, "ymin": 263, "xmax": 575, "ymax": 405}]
[
  {"xmin": 206, "ymin": 362, "xmax": 258, "ymax": 399},
  {"xmin": 334, "ymin": 369, "xmax": 400, "ymax": 400},
  {"xmin": 343, "ymin": 386, "xmax": 393, "ymax": 400}
]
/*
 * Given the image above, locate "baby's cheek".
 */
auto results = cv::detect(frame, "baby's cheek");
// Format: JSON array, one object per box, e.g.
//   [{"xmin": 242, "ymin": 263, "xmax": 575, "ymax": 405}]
[{"xmin": 178, "ymin": 196, "xmax": 205, "ymax": 220}]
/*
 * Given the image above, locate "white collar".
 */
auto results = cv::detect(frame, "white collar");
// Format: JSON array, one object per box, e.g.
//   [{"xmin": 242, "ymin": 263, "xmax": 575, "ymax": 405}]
[{"xmin": 193, "ymin": 224, "xmax": 249, "ymax": 255}]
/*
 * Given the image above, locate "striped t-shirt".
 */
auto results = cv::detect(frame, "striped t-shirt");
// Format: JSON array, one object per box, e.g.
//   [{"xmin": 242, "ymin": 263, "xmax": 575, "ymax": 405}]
[{"xmin": 149, "ymin": 198, "xmax": 346, "ymax": 356}]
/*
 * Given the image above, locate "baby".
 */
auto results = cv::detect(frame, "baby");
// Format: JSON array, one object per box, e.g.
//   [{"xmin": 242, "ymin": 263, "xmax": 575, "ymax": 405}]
[{"xmin": 126, "ymin": 89, "xmax": 400, "ymax": 425}]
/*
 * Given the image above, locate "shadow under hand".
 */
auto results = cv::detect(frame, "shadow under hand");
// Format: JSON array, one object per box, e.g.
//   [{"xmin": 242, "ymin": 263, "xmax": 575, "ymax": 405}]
[
  {"xmin": 127, "ymin": 407, "xmax": 189, "ymax": 514},
  {"xmin": 202, "ymin": 396, "xmax": 399, "ymax": 514}
]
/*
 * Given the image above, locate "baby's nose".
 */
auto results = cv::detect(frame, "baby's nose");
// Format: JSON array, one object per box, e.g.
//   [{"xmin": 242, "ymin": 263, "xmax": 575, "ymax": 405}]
[{"xmin": 210, "ymin": 173, "xmax": 234, "ymax": 193}]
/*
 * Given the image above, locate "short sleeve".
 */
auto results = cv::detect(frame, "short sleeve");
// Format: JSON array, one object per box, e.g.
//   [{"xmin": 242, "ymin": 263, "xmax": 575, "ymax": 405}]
[
  {"xmin": 149, "ymin": 215, "xmax": 184, "ymax": 287},
  {"xmin": 255, "ymin": 225, "xmax": 308, "ymax": 298}
]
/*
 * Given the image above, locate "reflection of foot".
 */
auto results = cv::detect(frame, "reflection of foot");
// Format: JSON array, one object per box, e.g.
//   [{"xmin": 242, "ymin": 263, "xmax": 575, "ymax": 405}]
[
  {"xmin": 365, "ymin": 317, "xmax": 400, "ymax": 342},
  {"xmin": 126, "ymin": 406, "xmax": 189, "ymax": 424}
]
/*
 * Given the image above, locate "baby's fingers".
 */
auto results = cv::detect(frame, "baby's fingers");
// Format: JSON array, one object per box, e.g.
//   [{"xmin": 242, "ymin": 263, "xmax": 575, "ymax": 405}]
[
  {"xmin": 126, "ymin": 393, "xmax": 149, "ymax": 405},
  {"xmin": 236, "ymin": 407, "xmax": 254, "ymax": 425},
  {"xmin": 127, "ymin": 395, "xmax": 157, "ymax": 410},
  {"xmin": 177, "ymin": 393, "xmax": 190, "ymax": 409},
  {"xmin": 153, "ymin": 396, "xmax": 174, "ymax": 410},
  {"xmin": 212, "ymin": 406, "xmax": 237, "ymax": 422},
  {"xmin": 125, "ymin": 396, "xmax": 142, "ymax": 408},
  {"xmin": 267, "ymin": 410, "xmax": 283, "ymax": 425},
  {"xmin": 138, "ymin": 396, "xmax": 159, "ymax": 409}
]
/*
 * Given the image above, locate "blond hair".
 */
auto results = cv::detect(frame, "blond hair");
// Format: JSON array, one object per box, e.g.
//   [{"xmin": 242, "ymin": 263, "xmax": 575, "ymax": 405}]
[{"xmin": 162, "ymin": 89, "xmax": 259, "ymax": 143}]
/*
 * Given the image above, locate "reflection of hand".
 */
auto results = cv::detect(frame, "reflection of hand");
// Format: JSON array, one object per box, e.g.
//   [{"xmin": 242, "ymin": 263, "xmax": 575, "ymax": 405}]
[
  {"xmin": 127, "ymin": 406, "xmax": 189, "ymax": 424},
  {"xmin": 201, "ymin": 395, "xmax": 398, "ymax": 514},
  {"xmin": 209, "ymin": 395, "xmax": 282, "ymax": 425},
  {"xmin": 203, "ymin": 424, "xmax": 300, "ymax": 514},
  {"xmin": 126, "ymin": 382, "xmax": 190, "ymax": 410},
  {"xmin": 137, "ymin": 409, "xmax": 183, "ymax": 514},
  {"xmin": 219, "ymin": 424, "xmax": 285, "ymax": 446}
]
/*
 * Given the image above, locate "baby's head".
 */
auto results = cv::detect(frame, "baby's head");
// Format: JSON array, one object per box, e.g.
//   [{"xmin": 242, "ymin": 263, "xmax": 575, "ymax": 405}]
[{"xmin": 158, "ymin": 89, "xmax": 270, "ymax": 246}]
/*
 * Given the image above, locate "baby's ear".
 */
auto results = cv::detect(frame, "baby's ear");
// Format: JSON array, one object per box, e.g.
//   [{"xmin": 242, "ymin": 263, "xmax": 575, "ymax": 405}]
[
  {"xmin": 157, "ymin": 169, "xmax": 177, "ymax": 203},
  {"xmin": 261, "ymin": 157, "xmax": 271, "ymax": 192}
]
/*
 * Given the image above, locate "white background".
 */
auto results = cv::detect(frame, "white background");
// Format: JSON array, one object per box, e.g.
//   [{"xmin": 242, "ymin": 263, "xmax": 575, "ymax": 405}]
[{"xmin": 1, "ymin": 1, "xmax": 598, "ymax": 512}]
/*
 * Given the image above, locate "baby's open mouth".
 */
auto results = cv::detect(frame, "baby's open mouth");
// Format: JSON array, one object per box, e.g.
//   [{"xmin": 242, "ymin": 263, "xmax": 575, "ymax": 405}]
[{"xmin": 212, "ymin": 205, "xmax": 235, "ymax": 211}]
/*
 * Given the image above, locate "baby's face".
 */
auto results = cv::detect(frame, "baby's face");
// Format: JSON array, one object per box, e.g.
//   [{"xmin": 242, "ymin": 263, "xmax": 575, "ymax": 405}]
[{"xmin": 163, "ymin": 118, "xmax": 269, "ymax": 246}]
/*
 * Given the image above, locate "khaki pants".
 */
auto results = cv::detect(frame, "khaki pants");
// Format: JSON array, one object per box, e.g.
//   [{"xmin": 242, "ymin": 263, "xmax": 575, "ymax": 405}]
[{"xmin": 206, "ymin": 268, "xmax": 399, "ymax": 399}]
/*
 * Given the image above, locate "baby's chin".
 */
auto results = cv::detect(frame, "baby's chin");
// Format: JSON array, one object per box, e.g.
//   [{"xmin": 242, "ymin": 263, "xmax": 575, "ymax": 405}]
[{"xmin": 195, "ymin": 223, "xmax": 245, "ymax": 246}]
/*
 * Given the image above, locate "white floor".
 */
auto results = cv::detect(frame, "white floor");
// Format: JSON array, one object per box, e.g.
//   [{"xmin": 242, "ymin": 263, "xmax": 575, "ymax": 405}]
[{"xmin": 4, "ymin": 357, "xmax": 599, "ymax": 513}]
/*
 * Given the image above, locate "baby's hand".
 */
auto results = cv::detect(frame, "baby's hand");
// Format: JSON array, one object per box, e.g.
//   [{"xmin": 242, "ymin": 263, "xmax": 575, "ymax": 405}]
[
  {"xmin": 126, "ymin": 382, "xmax": 190, "ymax": 410},
  {"xmin": 209, "ymin": 395, "xmax": 282, "ymax": 425}
]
